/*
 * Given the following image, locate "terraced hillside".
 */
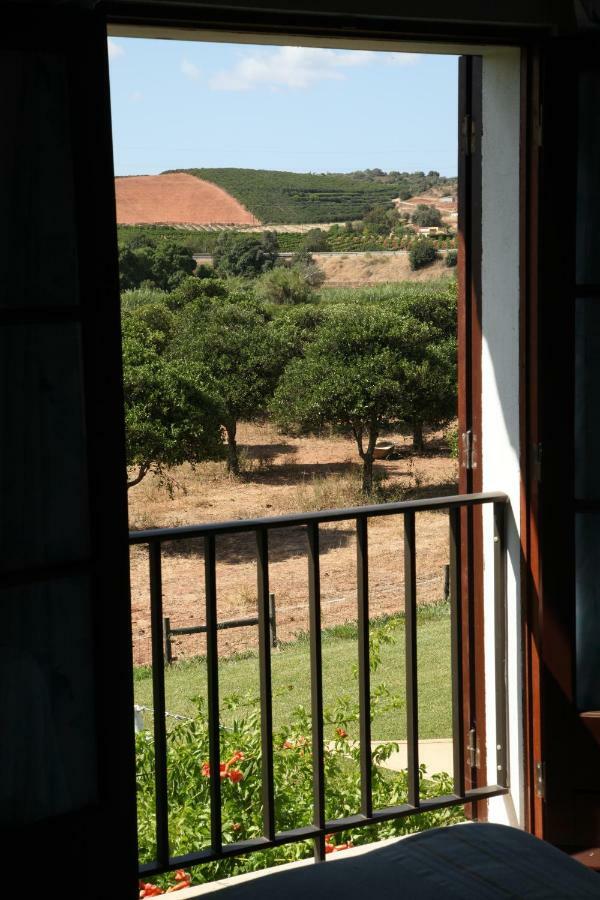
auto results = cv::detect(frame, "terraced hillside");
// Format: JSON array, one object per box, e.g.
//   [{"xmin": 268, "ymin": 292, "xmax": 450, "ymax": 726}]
[{"xmin": 170, "ymin": 168, "xmax": 456, "ymax": 224}]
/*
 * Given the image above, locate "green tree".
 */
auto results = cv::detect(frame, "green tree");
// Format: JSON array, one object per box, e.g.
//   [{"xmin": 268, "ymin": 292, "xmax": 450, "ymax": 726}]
[
  {"xmin": 118, "ymin": 240, "xmax": 196, "ymax": 291},
  {"xmin": 410, "ymin": 204, "xmax": 443, "ymax": 227},
  {"xmin": 122, "ymin": 310, "xmax": 222, "ymax": 489},
  {"xmin": 119, "ymin": 245, "xmax": 154, "ymax": 291},
  {"xmin": 213, "ymin": 231, "xmax": 278, "ymax": 278},
  {"xmin": 301, "ymin": 228, "xmax": 329, "ymax": 252},
  {"xmin": 171, "ymin": 297, "xmax": 286, "ymax": 475},
  {"xmin": 271, "ymin": 306, "xmax": 437, "ymax": 493},
  {"xmin": 271, "ymin": 304, "xmax": 327, "ymax": 359},
  {"xmin": 168, "ymin": 275, "xmax": 228, "ymax": 310},
  {"xmin": 388, "ymin": 285, "xmax": 457, "ymax": 451},
  {"xmin": 149, "ymin": 242, "xmax": 197, "ymax": 291},
  {"xmin": 362, "ymin": 203, "xmax": 400, "ymax": 236},
  {"xmin": 409, "ymin": 239, "xmax": 437, "ymax": 271}
]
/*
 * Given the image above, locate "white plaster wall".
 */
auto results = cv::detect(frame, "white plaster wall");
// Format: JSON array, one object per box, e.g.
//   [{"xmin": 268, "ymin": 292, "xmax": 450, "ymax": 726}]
[{"xmin": 480, "ymin": 48, "xmax": 523, "ymax": 827}]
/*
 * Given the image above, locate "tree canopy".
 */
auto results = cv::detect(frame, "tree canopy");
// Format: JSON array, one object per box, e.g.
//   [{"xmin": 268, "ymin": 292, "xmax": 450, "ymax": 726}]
[
  {"xmin": 213, "ymin": 231, "xmax": 279, "ymax": 278},
  {"xmin": 410, "ymin": 204, "xmax": 443, "ymax": 228},
  {"xmin": 170, "ymin": 297, "xmax": 287, "ymax": 474},
  {"xmin": 271, "ymin": 304, "xmax": 453, "ymax": 492},
  {"xmin": 122, "ymin": 308, "xmax": 223, "ymax": 489},
  {"xmin": 118, "ymin": 239, "xmax": 197, "ymax": 291}
]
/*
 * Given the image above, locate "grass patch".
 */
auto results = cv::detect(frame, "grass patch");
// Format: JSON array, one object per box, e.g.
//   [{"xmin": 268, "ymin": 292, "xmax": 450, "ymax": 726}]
[{"xmin": 134, "ymin": 603, "xmax": 452, "ymax": 741}]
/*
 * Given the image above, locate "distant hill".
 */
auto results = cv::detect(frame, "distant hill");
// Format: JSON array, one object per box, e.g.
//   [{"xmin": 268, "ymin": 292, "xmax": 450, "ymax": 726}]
[
  {"xmin": 167, "ymin": 168, "xmax": 457, "ymax": 225},
  {"xmin": 115, "ymin": 172, "xmax": 258, "ymax": 225}
]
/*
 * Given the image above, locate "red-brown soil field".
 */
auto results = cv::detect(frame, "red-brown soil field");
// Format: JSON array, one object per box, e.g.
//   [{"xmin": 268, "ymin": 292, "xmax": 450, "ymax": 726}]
[{"xmin": 115, "ymin": 172, "xmax": 259, "ymax": 225}]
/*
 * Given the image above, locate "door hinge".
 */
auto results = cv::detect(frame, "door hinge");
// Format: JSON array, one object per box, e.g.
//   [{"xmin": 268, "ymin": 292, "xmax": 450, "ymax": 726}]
[
  {"xmin": 461, "ymin": 429, "xmax": 477, "ymax": 470},
  {"xmin": 532, "ymin": 442, "xmax": 542, "ymax": 482},
  {"xmin": 535, "ymin": 760, "xmax": 546, "ymax": 799},
  {"xmin": 468, "ymin": 727, "xmax": 480, "ymax": 769},
  {"xmin": 462, "ymin": 113, "xmax": 476, "ymax": 156}
]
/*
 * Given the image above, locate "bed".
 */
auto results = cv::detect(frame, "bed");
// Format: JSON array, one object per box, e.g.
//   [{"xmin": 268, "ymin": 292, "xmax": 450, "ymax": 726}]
[{"xmin": 206, "ymin": 824, "xmax": 600, "ymax": 898}]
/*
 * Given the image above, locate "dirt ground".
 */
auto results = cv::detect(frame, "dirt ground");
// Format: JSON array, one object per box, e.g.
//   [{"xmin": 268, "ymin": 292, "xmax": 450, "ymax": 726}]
[
  {"xmin": 313, "ymin": 252, "xmax": 450, "ymax": 285},
  {"xmin": 115, "ymin": 173, "xmax": 258, "ymax": 226},
  {"xmin": 128, "ymin": 422, "xmax": 457, "ymax": 666}
]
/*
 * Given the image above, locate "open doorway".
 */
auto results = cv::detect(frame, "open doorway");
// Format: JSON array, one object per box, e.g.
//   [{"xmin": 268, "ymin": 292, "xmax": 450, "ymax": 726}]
[{"xmin": 106, "ymin": 33, "xmax": 506, "ymax": 893}]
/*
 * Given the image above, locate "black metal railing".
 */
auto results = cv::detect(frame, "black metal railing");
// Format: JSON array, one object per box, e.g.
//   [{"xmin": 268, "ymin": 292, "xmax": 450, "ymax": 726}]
[{"xmin": 130, "ymin": 491, "xmax": 509, "ymax": 877}]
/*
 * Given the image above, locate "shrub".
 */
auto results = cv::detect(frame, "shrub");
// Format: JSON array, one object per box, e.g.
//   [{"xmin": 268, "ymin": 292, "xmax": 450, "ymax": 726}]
[
  {"xmin": 136, "ymin": 626, "xmax": 464, "ymax": 892},
  {"xmin": 445, "ymin": 249, "xmax": 458, "ymax": 268},
  {"xmin": 255, "ymin": 266, "xmax": 314, "ymax": 306},
  {"xmin": 409, "ymin": 239, "xmax": 438, "ymax": 270}
]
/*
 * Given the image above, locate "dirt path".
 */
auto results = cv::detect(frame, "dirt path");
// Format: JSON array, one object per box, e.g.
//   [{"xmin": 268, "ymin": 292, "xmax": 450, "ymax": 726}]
[{"xmin": 128, "ymin": 423, "xmax": 457, "ymax": 666}]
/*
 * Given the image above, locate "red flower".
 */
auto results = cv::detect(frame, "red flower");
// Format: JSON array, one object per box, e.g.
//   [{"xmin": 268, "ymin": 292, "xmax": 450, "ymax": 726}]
[
  {"xmin": 324, "ymin": 843, "xmax": 335, "ymax": 854},
  {"xmin": 336, "ymin": 728, "xmax": 348, "ymax": 738},
  {"xmin": 228, "ymin": 751, "xmax": 244, "ymax": 765},
  {"xmin": 201, "ymin": 762, "xmax": 210, "ymax": 777},
  {"xmin": 228, "ymin": 768, "xmax": 244, "ymax": 783},
  {"xmin": 232, "ymin": 822, "xmax": 241, "ymax": 832},
  {"xmin": 139, "ymin": 883, "xmax": 164, "ymax": 897},
  {"xmin": 174, "ymin": 870, "xmax": 190, "ymax": 883},
  {"xmin": 282, "ymin": 740, "xmax": 294, "ymax": 750}
]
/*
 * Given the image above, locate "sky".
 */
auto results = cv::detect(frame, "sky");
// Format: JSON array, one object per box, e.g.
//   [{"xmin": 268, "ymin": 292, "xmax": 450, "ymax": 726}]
[{"xmin": 108, "ymin": 37, "xmax": 458, "ymax": 177}]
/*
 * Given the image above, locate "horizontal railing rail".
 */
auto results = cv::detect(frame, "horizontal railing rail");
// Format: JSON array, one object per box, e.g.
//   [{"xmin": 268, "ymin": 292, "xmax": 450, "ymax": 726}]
[
  {"xmin": 163, "ymin": 589, "xmax": 277, "ymax": 663},
  {"xmin": 131, "ymin": 490, "xmax": 509, "ymax": 878}
]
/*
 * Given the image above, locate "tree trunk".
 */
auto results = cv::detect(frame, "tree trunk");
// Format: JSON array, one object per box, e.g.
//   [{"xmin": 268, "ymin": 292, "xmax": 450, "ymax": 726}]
[
  {"xmin": 361, "ymin": 425, "xmax": 379, "ymax": 495},
  {"xmin": 412, "ymin": 421, "xmax": 424, "ymax": 455},
  {"xmin": 127, "ymin": 462, "xmax": 150, "ymax": 489},
  {"xmin": 225, "ymin": 421, "xmax": 239, "ymax": 476},
  {"xmin": 362, "ymin": 453, "xmax": 374, "ymax": 495}
]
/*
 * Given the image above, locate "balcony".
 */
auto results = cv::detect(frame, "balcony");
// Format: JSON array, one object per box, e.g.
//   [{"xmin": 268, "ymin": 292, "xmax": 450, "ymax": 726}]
[{"xmin": 130, "ymin": 490, "xmax": 509, "ymax": 886}]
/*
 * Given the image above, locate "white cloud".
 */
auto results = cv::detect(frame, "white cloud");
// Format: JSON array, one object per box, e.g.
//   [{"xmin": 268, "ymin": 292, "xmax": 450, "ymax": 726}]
[
  {"xmin": 129, "ymin": 91, "xmax": 144, "ymax": 103},
  {"xmin": 108, "ymin": 39, "xmax": 125, "ymax": 60},
  {"xmin": 210, "ymin": 46, "xmax": 376, "ymax": 92},
  {"xmin": 181, "ymin": 58, "xmax": 201, "ymax": 81}
]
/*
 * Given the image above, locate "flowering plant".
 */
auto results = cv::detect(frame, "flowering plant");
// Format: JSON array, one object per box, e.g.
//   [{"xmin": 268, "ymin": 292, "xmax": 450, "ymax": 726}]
[{"xmin": 136, "ymin": 624, "xmax": 463, "ymax": 891}]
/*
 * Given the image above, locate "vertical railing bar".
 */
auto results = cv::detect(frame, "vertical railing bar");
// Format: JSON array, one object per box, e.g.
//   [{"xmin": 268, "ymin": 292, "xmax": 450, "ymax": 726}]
[
  {"xmin": 307, "ymin": 522, "xmax": 326, "ymax": 862},
  {"xmin": 449, "ymin": 508, "xmax": 466, "ymax": 798},
  {"xmin": 149, "ymin": 539, "xmax": 170, "ymax": 867},
  {"xmin": 494, "ymin": 502, "xmax": 509, "ymax": 789},
  {"xmin": 356, "ymin": 515, "xmax": 373, "ymax": 818},
  {"xmin": 404, "ymin": 511, "xmax": 420, "ymax": 807},
  {"xmin": 204, "ymin": 534, "xmax": 222, "ymax": 854},
  {"xmin": 256, "ymin": 527, "xmax": 275, "ymax": 841}
]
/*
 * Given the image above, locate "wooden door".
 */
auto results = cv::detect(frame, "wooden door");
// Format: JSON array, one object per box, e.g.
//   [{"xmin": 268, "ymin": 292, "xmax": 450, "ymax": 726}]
[
  {"xmin": 536, "ymin": 36, "xmax": 600, "ymax": 850},
  {"xmin": 457, "ymin": 55, "xmax": 486, "ymax": 814}
]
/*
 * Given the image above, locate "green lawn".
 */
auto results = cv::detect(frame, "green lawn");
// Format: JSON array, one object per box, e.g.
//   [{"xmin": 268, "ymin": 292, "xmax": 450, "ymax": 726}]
[{"xmin": 134, "ymin": 604, "xmax": 452, "ymax": 741}]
